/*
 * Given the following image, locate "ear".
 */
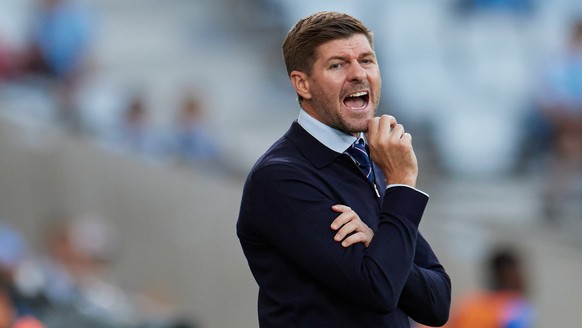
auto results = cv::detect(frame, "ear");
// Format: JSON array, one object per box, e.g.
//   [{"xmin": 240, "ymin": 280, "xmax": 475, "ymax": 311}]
[{"xmin": 289, "ymin": 71, "xmax": 312, "ymax": 100}]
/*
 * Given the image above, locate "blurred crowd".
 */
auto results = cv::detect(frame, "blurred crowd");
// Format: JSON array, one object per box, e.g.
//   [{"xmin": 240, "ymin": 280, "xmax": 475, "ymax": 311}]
[
  {"xmin": 2, "ymin": 0, "xmax": 579, "ymax": 220},
  {"xmin": 97, "ymin": 90, "xmax": 220, "ymax": 167},
  {"xmin": 0, "ymin": 217, "xmax": 198, "ymax": 328},
  {"xmin": 0, "ymin": 0, "xmax": 222, "ymax": 171},
  {"xmin": 534, "ymin": 20, "xmax": 582, "ymax": 222},
  {"xmin": 1, "ymin": 0, "xmax": 582, "ymax": 326}
]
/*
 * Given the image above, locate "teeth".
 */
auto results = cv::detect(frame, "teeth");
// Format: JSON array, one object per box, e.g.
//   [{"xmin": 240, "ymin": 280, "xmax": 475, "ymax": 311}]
[{"xmin": 348, "ymin": 91, "xmax": 368, "ymax": 97}]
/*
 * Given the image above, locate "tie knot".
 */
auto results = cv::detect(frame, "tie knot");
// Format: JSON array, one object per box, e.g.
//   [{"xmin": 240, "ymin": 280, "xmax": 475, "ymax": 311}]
[
  {"xmin": 345, "ymin": 139, "xmax": 373, "ymax": 183},
  {"xmin": 347, "ymin": 139, "xmax": 368, "ymax": 162},
  {"xmin": 353, "ymin": 138, "xmax": 367, "ymax": 152}
]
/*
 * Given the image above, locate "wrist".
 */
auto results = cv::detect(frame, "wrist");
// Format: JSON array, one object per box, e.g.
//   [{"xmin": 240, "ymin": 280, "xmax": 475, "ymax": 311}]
[{"xmin": 385, "ymin": 175, "xmax": 417, "ymax": 188}]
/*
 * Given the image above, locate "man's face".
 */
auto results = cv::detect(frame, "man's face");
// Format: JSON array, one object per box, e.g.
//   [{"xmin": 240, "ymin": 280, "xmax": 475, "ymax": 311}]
[{"xmin": 297, "ymin": 34, "xmax": 381, "ymax": 135}]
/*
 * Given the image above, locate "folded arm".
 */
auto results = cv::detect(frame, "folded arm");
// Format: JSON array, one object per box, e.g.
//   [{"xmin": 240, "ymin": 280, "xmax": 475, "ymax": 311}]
[{"xmin": 246, "ymin": 164, "xmax": 428, "ymax": 313}]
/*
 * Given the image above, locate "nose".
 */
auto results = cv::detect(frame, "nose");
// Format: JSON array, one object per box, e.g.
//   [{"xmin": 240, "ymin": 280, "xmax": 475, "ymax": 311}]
[{"xmin": 347, "ymin": 60, "xmax": 367, "ymax": 82}]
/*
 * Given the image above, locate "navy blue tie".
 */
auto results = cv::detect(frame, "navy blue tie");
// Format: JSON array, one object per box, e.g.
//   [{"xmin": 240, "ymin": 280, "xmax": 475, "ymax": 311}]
[{"xmin": 345, "ymin": 139, "xmax": 374, "ymax": 183}]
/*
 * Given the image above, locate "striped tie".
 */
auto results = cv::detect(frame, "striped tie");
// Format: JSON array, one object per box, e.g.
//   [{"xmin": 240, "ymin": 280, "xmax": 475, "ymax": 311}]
[{"xmin": 345, "ymin": 138, "xmax": 374, "ymax": 183}]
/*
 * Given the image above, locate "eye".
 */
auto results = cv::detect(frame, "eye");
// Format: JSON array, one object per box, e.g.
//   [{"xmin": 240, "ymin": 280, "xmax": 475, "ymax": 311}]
[
  {"xmin": 360, "ymin": 58, "xmax": 374, "ymax": 65},
  {"xmin": 330, "ymin": 63, "xmax": 342, "ymax": 70}
]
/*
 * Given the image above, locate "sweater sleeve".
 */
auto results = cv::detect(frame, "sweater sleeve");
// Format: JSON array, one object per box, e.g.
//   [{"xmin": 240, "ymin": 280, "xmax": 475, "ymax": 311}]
[{"xmin": 398, "ymin": 233, "xmax": 451, "ymax": 326}]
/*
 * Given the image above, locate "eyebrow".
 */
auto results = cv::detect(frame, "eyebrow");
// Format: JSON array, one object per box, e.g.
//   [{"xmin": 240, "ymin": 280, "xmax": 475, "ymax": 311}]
[{"xmin": 325, "ymin": 51, "xmax": 376, "ymax": 63}]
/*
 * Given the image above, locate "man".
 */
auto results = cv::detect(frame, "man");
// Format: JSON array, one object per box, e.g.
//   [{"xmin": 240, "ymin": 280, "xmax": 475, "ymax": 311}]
[
  {"xmin": 444, "ymin": 248, "xmax": 534, "ymax": 328},
  {"xmin": 537, "ymin": 20, "xmax": 582, "ymax": 221},
  {"xmin": 237, "ymin": 11, "xmax": 451, "ymax": 327}
]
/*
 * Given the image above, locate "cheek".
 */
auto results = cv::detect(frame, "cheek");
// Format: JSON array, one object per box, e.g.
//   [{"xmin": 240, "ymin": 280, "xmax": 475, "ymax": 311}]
[
  {"xmin": 371, "ymin": 78, "xmax": 382, "ymax": 98},
  {"xmin": 320, "ymin": 74, "xmax": 345, "ymax": 91},
  {"xmin": 370, "ymin": 70, "xmax": 381, "ymax": 85},
  {"xmin": 320, "ymin": 83, "xmax": 342, "ymax": 101}
]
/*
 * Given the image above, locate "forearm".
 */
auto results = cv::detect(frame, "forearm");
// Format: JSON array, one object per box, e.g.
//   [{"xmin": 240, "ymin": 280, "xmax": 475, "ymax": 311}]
[
  {"xmin": 399, "ymin": 265, "xmax": 451, "ymax": 326},
  {"xmin": 351, "ymin": 186, "xmax": 428, "ymax": 311}
]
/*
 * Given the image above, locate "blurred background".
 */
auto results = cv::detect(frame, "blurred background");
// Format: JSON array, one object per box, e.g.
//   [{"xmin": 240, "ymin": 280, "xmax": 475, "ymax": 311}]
[{"xmin": 0, "ymin": 0, "xmax": 581, "ymax": 327}]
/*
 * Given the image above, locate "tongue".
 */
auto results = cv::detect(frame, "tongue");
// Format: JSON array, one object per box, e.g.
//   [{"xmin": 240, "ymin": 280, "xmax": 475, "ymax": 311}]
[{"xmin": 344, "ymin": 96, "xmax": 365, "ymax": 108}]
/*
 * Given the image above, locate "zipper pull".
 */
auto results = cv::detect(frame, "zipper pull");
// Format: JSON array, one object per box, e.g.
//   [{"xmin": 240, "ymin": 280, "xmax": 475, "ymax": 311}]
[{"xmin": 373, "ymin": 183, "xmax": 380, "ymax": 198}]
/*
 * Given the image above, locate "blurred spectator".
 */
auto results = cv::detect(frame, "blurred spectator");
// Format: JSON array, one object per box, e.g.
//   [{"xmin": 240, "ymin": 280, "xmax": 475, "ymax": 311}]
[
  {"xmin": 437, "ymin": 247, "xmax": 534, "ymax": 328},
  {"xmin": 0, "ymin": 224, "xmax": 20, "ymax": 328},
  {"xmin": 172, "ymin": 93, "xmax": 220, "ymax": 165},
  {"xmin": 0, "ymin": 281, "xmax": 14, "ymax": 328},
  {"xmin": 104, "ymin": 92, "xmax": 167, "ymax": 161},
  {"xmin": 0, "ymin": 35, "xmax": 19, "ymax": 82},
  {"xmin": 29, "ymin": 213, "xmax": 135, "ymax": 327},
  {"xmin": 455, "ymin": 0, "xmax": 535, "ymax": 16},
  {"xmin": 22, "ymin": 0, "xmax": 96, "ymax": 131},
  {"xmin": 0, "ymin": 282, "xmax": 43, "ymax": 328},
  {"xmin": 0, "ymin": 224, "xmax": 25, "ymax": 275},
  {"xmin": 536, "ymin": 20, "xmax": 582, "ymax": 221},
  {"xmin": 0, "ymin": 223, "xmax": 46, "ymax": 327}
]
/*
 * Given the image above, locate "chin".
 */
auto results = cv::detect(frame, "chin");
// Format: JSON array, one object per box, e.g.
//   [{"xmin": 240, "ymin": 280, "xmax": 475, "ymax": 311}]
[{"xmin": 344, "ymin": 121, "xmax": 369, "ymax": 134}]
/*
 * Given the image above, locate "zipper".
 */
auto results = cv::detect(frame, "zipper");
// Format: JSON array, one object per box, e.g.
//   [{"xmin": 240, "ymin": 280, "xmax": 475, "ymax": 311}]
[
  {"xmin": 373, "ymin": 183, "xmax": 380, "ymax": 198},
  {"xmin": 369, "ymin": 153, "xmax": 380, "ymax": 199},
  {"xmin": 343, "ymin": 154, "xmax": 381, "ymax": 199}
]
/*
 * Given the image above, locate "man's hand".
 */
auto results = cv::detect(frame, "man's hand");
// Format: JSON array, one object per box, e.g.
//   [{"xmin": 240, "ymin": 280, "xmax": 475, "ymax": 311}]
[
  {"xmin": 366, "ymin": 115, "xmax": 418, "ymax": 187},
  {"xmin": 330, "ymin": 205, "xmax": 374, "ymax": 248}
]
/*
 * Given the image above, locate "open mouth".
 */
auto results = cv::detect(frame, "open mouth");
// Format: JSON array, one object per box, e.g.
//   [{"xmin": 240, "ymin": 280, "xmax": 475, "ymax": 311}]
[{"xmin": 343, "ymin": 91, "xmax": 369, "ymax": 109}]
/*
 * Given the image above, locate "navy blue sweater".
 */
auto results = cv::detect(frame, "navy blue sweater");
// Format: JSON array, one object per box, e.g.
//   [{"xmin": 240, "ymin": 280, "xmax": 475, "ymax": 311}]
[{"xmin": 237, "ymin": 122, "xmax": 450, "ymax": 327}]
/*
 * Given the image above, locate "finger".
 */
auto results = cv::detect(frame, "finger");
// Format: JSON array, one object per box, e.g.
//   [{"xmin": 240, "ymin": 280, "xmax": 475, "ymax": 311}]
[
  {"xmin": 378, "ymin": 115, "xmax": 396, "ymax": 139},
  {"xmin": 341, "ymin": 232, "xmax": 369, "ymax": 247},
  {"xmin": 331, "ymin": 205, "xmax": 351, "ymax": 230},
  {"xmin": 331, "ymin": 204, "xmax": 351, "ymax": 213},
  {"xmin": 379, "ymin": 114, "xmax": 396, "ymax": 127},
  {"xmin": 330, "ymin": 210, "xmax": 355, "ymax": 231},
  {"xmin": 334, "ymin": 221, "xmax": 358, "ymax": 241},
  {"xmin": 380, "ymin": 115, "xmax": 397, "ymax": 131},
  {"xmin": 391, "ymin": 123, "xmax": 404, "ymax": 136},
  {"xmin": 400, "ymin": 132, "xmax": 414, "ymax": 151},
  {"xmin": 366, "ymin": 117, "xmax": 380, "ymax": 141}
]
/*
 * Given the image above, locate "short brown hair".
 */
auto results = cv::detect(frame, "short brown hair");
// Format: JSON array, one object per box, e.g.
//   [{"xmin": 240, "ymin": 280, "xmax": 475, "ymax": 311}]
[{"xmin": 282, "ymin": 11, "xmax": 373, "ymax": 76}]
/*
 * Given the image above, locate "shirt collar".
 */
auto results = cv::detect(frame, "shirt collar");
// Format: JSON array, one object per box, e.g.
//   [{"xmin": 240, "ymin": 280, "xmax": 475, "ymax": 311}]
[{"xmin": 297, "ymin": 109, "xmax": 363, "ymax": 153}]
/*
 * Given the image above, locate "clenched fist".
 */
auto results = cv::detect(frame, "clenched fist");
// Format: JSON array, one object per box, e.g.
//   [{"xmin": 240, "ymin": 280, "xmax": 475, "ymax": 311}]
[{"xmin": 365, "ymin": 115, "xmax": 418, "ymax": 187}]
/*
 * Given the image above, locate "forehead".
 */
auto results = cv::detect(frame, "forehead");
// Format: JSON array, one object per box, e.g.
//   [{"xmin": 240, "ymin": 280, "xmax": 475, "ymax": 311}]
[{"xmin": 314, "ymin": 34, "xmax": 374, "ymax": 61}]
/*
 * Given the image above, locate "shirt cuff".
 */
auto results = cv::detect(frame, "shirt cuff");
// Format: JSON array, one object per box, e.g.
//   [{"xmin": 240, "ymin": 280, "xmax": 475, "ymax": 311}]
[{"xmin": 386, "ymin": 184, "xmax": 430, "ymax": 198}]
